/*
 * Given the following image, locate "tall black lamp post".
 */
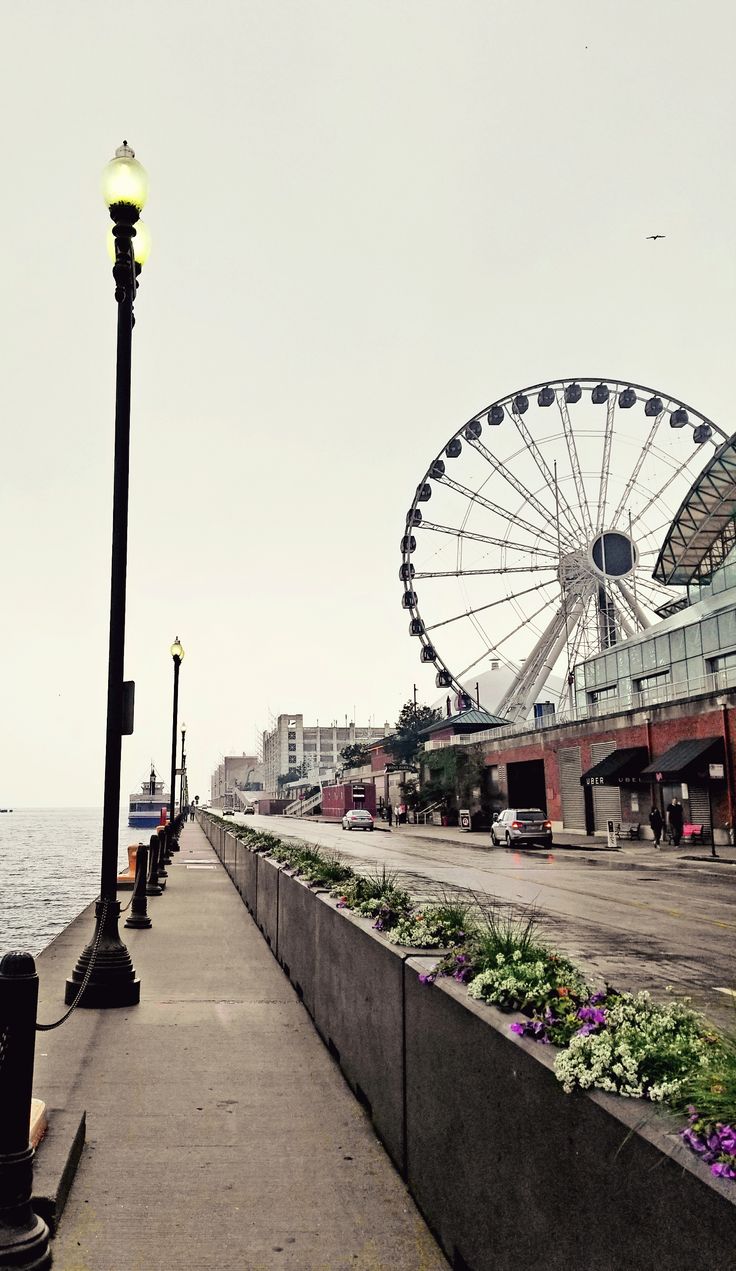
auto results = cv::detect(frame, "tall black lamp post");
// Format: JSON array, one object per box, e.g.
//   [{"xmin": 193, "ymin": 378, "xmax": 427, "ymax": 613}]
[
  {"xmin": 180, "ymin": 722, "xmax": 187, "ymax": 813},
  {"xmin": 65, "ymin": 143, "xmax": 151, "ymax": 1008},
  {"xmin": 169, "ymin": 639, "xmax": 185, "ymax": 824}
]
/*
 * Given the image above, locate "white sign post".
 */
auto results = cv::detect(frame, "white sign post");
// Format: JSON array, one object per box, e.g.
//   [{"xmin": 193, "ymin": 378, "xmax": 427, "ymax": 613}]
[
  {"xmin": 459, "ymin": 809, "xmax": 471, "ymax": 831},
  {"xmin": 606, "ymin": 818, "xmax": 618, "ymax": 850}
]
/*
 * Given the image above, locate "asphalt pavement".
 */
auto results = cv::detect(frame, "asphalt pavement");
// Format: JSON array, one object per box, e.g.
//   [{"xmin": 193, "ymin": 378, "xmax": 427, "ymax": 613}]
[{"xmin": 229, "ymin": 811, "xmax": 736, "ymax": 1033}]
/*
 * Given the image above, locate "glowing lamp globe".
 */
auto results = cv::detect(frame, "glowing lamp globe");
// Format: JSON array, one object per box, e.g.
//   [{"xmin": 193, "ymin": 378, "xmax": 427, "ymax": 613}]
[
  {"xmin": 102, "ymin": 141, "xmax": 148, "ymax": 211},
  {"xmin": 170, "ymin": 638, "xmax": 185, "ymax": 662}
]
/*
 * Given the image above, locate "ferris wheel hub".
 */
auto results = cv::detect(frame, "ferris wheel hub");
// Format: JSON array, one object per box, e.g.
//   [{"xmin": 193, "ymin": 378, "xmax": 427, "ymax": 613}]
[{"xmin": 589, "ymin": 529, "xmax": 638, "ymax": 580}]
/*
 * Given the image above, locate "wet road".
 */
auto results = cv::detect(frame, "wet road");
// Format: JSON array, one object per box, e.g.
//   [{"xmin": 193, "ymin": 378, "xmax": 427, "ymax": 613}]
[{"xmin": 231, "ymin": 812, "xmax": 736, "ymax": 1031}]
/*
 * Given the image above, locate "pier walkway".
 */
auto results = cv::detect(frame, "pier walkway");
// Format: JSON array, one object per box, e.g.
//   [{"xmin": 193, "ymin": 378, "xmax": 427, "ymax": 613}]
[{"xmin": 34, "ymin": 821, "xmax": 447, "ymax": 1270}]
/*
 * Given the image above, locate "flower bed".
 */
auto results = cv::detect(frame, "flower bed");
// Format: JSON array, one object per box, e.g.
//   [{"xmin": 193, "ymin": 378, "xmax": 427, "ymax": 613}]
[{"xmin": 208, "ymin": 815, "xmax": 736, "ymax": 1182}]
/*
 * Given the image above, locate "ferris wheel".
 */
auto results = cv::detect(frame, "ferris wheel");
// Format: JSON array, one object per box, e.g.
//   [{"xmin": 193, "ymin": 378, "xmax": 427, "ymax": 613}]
[{"xmin": 400, "ymin": 378, "xmax": 729, "ymax": 724}]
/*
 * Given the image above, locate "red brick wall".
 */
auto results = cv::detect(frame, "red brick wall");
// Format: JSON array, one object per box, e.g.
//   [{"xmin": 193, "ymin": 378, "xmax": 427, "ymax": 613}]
[{"xmin": 474, "ymin": 700, "xmax": 735, "ymax": 829}]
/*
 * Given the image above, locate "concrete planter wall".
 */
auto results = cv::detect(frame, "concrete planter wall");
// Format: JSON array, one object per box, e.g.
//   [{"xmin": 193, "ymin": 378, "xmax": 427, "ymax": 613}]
[
  {"xmin": 404, "ymin": 958, "xmax": 736, "ymax": 1271},
  {"xmin": 200, "ymin": 814, "xmax": 736, "ymax": 1271},
  {"xmin": 312, "ymin": 891, "xmax": 406, "ymax": 1173},
  {"xmin": 276, "ymin": 869, "xmax": 324, "ymax": 1018},
  {"xmin": 255, "ymin": 854, "xmax": 280, "ymax": 950}
]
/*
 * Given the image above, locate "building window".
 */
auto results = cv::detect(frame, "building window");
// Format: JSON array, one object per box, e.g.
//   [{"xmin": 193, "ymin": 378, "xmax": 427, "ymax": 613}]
[
  {"xmin": 288, "ymin": 731, "xmax": 296, "ymax": 740},
  {"xmin": 288, "ymin": 743, "xmax": 297, "ymax": 753},
  {"xmin": 707, "ymin": 650, "xmax": 736, "ymax": 674},
  {"xmin": 587, "ymin": 684, "xmax": 618, "ymax": 705},
  {"xmin": 634, "ymin": 670, "xmax": 670, "ymax": 694}
]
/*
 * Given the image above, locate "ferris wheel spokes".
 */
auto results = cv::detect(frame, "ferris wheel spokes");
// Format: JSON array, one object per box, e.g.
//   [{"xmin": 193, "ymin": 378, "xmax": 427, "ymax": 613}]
[
  {"xmin": 556, "ymin": 392, "xmax": 595, "ymax": 540},
  {"xmin": 508, "ymin": 407, "xmax": 587, "ymax": 544},
  {"xmin": 627, "ymin": 450, "xmax": 699, "ymax": 536},
  {"xmin": 464, "ymin": 434, "xmax": 578, "ymax": 550},
  {"xmin": 610, "ymin": 405, "xmax": 669, "ymax": 528},
  {"xmin": 425, "ymin": 579, "xmax": 556, "ymax": 634},
  {"xmin": 595, "ymin": 393, "xmax": 616, "ymax": 533},
  {"xmin": 413, "ymin": 564, "xmax": 559, "ymax": 579},
  {"xmin": 418, "ymin": 521, "xmax": 560, "ymax": 559},
  {"xmin": 436, "ymin": 473, "xmax": 564, "ymax": 546}
]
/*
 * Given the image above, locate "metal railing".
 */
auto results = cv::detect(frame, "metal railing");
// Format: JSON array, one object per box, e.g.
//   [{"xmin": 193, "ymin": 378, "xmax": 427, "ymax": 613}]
[
  {"xmin": 284, "ymin": 789, "xmax": 323, "ymax": 817},
  {"xmin": 423, "ymin": 666, "xmax": 736, "ymax": 753}
]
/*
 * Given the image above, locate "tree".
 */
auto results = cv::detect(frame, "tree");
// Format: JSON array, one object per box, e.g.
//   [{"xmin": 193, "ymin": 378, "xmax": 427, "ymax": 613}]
[
  {"xmin": 276, "ymin": 759, "xmax": 308, "ymax": 789},
  {"xmin": 384, "ymin": 700, "xmax": 442, "ymax": 770},
  {"xmin": 340, "ymin": 741, "xmax": 371, "ymax": 770},
  {"xmin": 422, "ymin": 743, "xmax": 489, "ymax": 822}
]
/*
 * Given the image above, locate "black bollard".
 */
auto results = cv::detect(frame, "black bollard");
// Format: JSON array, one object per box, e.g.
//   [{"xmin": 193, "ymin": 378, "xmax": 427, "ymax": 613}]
[
  {"xmin": 145, "ymin": 835, "xmax": 163, "ymax": 897},
  {"xmin": 124, "ymin": 844, "xmax": 152, "ymax": 929},
  {"xmin": 156, "ymin": 828, "xmax": 169, "ymax": 884},
  {"xmin": 0, "ymin": 952, "xmax": 52, "ymax": 1269}
]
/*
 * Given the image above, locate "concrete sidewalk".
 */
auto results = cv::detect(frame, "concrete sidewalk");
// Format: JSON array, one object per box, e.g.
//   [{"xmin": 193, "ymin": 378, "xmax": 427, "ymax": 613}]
[{"xmin": 33, "ymin": 823, "xmax": 447, "ymax": 1270}]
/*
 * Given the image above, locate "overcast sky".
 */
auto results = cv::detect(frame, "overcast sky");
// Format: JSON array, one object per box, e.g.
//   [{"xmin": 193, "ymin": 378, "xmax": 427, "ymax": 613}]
[{"xmin": 1, "ymin": 1, "xmax": 734, "ymax": 806}]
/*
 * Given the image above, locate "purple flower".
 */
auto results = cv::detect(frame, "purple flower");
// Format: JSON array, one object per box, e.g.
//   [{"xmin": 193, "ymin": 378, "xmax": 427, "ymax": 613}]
[
  {"xmin": 711, "ymin": 1162, "xmax": 736, "ymax": 1179},
  {"xmin": 577, "ymin": 1006, "xmax": 607, "ymax": 1025},
  {"xmin": 419, "ymin": 972, "xmax": 436, "ymax": 985},
  {"xmin": 509, "ymin": 1022, "xmax": 526, "ymax": 1035}
]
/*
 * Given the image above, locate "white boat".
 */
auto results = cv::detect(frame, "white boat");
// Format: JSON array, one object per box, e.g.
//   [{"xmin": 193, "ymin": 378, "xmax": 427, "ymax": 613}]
[{"xmin": 128, "ymin": 766, "xmax": 170, "ymax": 828}]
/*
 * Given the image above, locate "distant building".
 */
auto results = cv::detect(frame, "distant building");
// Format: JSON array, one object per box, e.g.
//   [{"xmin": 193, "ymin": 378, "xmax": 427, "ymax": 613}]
[
  {"xmin": 261, "ymin": 715, "xmax": 390, "ymax": 796},
  {"xmin": 210, "ymin": 754, "xmax": 263, "ymax": 805}
]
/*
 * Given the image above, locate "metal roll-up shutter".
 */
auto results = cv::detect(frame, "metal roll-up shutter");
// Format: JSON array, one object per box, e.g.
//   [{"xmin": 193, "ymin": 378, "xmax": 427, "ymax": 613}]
[
  {"xmin": 590, "ymin": 741, "xmax": 622, "ymax": 831},
  {"xmin": 687, "ymin": 785, "xmax": 711, "ymax": 832},
  {"xmin": 559, "ymin": 746, "xmax": 586, "ymax": 830}
]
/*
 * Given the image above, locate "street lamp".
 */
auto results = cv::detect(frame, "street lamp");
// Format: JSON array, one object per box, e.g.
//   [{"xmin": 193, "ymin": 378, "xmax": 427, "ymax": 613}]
[
  {"xmin": 65, "ymin": 142, "xmax": 150, "ymax": 1007},
  {"xmin": 169, "ymin": 639, "xmax": 184, "ymax": 830},
  {"xmin": 180, "ymin": 721, "xmax": 187, "ymax": 813}
]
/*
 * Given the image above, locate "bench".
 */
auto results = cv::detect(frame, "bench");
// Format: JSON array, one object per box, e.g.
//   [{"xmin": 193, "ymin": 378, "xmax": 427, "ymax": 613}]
[
  {"xmin": 682, "ymin": 823, "xmax": 705, "ymax": 843},
  {"xmin": 617, "ymin": 822, "xmax": 641, "ymax": 840},
  {"xmin": 665, "ymin": 822, "xmax": 709, "ymax": 845}
]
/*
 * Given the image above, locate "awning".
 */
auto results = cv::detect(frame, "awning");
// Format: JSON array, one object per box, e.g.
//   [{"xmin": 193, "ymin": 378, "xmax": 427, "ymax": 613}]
[
  {"xmin": 639, "ymin": 737, "xmax": 725, "ymax": 782},
  {"xmin": 580, "ymin": 747, "xmax": 649, "ymax": 787}
]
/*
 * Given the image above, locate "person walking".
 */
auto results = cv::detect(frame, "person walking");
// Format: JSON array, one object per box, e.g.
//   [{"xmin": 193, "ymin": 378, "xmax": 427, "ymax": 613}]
[
  {"xmin": 666, "ymin": 796, "xmax": 684, "ymax": 847},
  {"xmin": 386, "ymin": 803, "xmax": 393, "ymax": 829},
  {"xmin": 648, "ymin": 805, "xmax": 663, "ymax": 848}
]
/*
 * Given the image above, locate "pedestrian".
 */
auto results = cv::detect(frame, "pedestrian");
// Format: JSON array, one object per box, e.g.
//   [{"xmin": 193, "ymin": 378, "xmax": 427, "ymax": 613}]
[
  {"xmin": 190, "ymin": 804, "xmax": 195, "ymax": 821},
  {"xmin": 386, "ymin": 803, "xmax": 393, "ymax": 829},
  {"xmin": 648, "ymin": 805, "xmax": 663, "ymax": 848},
  {"xmin": 666, "ymin": 796, "xmax": 684, "ymax": 847}
]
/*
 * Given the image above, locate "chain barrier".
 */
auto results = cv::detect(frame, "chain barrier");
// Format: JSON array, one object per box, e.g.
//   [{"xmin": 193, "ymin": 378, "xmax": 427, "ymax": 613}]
[{"xmin": 36, "ymin": 898, "xmax": 109, "ymax": 1032}]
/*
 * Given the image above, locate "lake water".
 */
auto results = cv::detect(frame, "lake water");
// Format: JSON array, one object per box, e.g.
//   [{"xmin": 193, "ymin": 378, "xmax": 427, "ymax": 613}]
[{"xmin": 0, "ymin": 808, "xmax": 144, "ymax": 956}]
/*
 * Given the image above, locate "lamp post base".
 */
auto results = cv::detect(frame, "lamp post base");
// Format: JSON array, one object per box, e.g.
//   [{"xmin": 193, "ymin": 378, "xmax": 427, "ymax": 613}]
[
  {"xmin": 0, "ymin": 1193, "xmax": 51, "ymax": 1271},
  {"xmin": 64, "ymin": 900, "xmax": 140, "ymax": 1008}
]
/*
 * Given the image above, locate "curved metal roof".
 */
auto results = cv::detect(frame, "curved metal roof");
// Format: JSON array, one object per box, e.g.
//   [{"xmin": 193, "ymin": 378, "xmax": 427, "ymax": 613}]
[{"xmin": 653, "ymin": 434, "xmax": 736, "ymax": 585}]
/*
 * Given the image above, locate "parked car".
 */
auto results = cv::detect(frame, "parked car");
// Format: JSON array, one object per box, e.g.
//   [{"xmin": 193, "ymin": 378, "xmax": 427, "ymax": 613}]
[
  {"xmin": 223, "ymin": 808, "xmax": 235, "ymax": 817},
  {"xmin": 341, "ymin": 808, "xmax": 375, "ymax": 831},
  {"xmin": 490, "ymin": 808, "xmax": 552, "ymax": 848},
  {"xmin": 243, "ymin": 805, "xmax": 255, "ymax": 815}
]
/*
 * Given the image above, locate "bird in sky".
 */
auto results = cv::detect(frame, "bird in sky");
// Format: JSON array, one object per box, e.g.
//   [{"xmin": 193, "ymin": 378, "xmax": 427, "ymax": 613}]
[{"xmin": 646, "ymin": 234, "xmax": 666, "ymax": 241}]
